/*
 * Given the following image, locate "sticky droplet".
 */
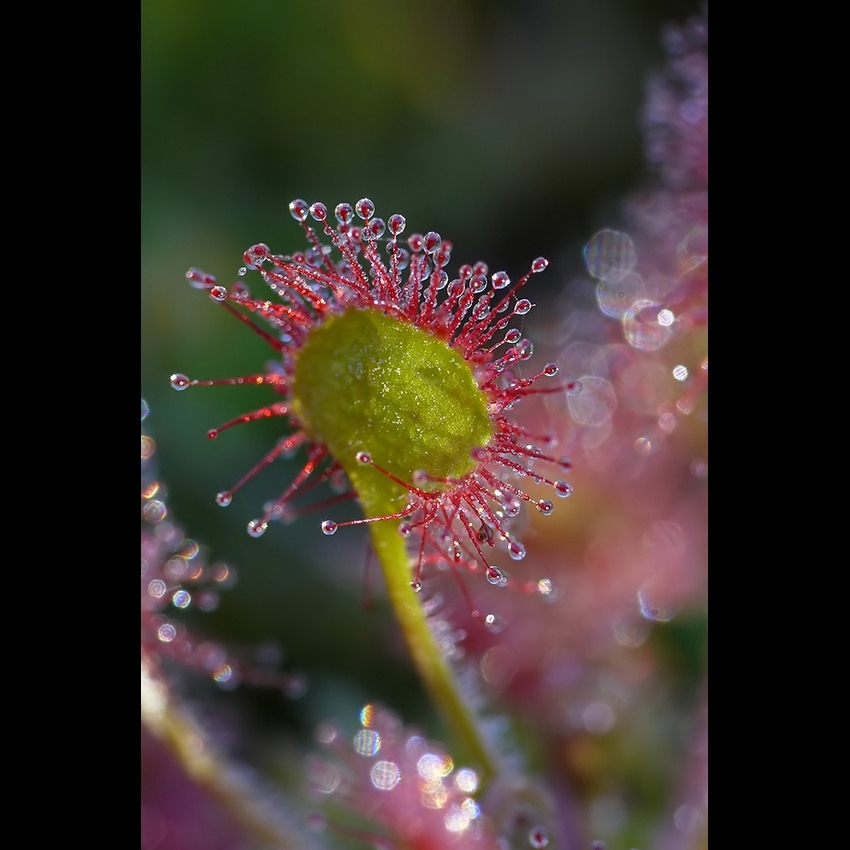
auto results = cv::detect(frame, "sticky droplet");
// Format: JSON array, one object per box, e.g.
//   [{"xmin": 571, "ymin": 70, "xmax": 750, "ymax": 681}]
[
  {"xmin": 508, "ymin": 540, "xmax": 526, "ymax": 561},
  {"xmin": 289, "ymin": 199, "xmax": 309, "ymax": 221},
  {"xmin": 529, "ymin": 827, "xmax": 550, "ymax": 848},
  {"xmin": 355, "ymin": 198, "xmax": 375, "ymax": 220},
  {"xmin": 170, "ymin": 374, "xmax": 192, "ymax": 391},
  {"xmin": 387, "ymin": 213, "xmax": 406, "ymax": 235},
  {"xmin": 484, "ymin": 613, "xmax": 505, "ymax": 633},
  {"xmin": 486, "ymin": 566, "xmax": 507, "ymax": 586},
  {"xmin": 247, "ymin": 519, "xmax": 268, "ymax": 538},
  {"xmin": 554, "ymin": 481, "xmax": 573, "ymax": 498}
]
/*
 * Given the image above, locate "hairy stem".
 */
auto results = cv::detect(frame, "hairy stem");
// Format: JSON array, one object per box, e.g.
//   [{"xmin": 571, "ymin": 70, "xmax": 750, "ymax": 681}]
[{"xmin": 368, "ymin": 520, "xmax": 498, "ymax": 785}]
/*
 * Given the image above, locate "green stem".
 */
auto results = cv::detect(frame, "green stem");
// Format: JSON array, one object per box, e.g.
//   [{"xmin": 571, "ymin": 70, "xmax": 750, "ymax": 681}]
[{"xmin": 368, "ymin": 519, "xmax": 498, "ymax": 785}]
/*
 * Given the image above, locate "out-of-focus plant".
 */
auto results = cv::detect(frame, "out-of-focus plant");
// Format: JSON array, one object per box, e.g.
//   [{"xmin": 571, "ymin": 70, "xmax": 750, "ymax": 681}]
[{"xmin": 142, "ymin": 5, "xmax": 707, "ymax": 849}]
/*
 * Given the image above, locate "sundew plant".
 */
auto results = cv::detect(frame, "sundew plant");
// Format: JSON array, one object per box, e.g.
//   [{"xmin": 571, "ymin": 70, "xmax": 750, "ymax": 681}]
[{"xmin": 142, "ymin": 6, "xmax": 707, "ymax": 849}]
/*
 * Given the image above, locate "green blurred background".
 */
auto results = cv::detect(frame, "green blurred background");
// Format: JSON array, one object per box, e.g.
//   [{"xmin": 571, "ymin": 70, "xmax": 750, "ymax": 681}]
[{"xmin": 141, "ymin": 0, "xmax": 702, "ymax": 748}]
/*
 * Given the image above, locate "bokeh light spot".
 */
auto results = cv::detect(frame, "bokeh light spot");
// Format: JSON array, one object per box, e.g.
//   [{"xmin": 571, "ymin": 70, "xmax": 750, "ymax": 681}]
[
  {"xmin": 353, "ymin": 728, "xmax": 382, "ymax": 757},
  {"xmin": 444, "ymin": 806, "xmax": 471, "ymax": 833},
  {"xmin": 567, "ymin": 376, "xmax": 617, "ymax": 427},
  {"xmin": 369, "ymin": 760, "xmax": 401, "ymax": 790},
  {"xmin": 596, "ymin": 271, "xmax": 645, "ymax": 318},
  {"xmin": 584, "ymin": 230, "xmax": 637, "ymax": 282},
  {"xmin": 455, "ymin": 768, "xmax": 479, "ymax": 794}
]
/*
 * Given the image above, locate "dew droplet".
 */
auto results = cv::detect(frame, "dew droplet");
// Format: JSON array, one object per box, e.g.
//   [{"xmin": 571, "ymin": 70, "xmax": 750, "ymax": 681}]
[
  {"xmin": 529, "ymin": 827, "xmax": 550, "ymax": 848},
  {"xmin": 515, "ymin": 298, "xmax": 532, "ymax": 314},
  {"xmin": 247, "ymin": 519, "xmax": 268, "ymax": 538},
  {"xmin": 491, "ymin": 270, "xmax": 511, "ymax": 289},
  {"xmin": 366, "ymin": 218, "xmax": 386, "ymax": 240},
  {"xmin": 504, "ymin": 497, "xmax": 522, "ymax": 517},
  {"xmin": 170, "ymin": 373, "xmax": 192, "ymax": 391},
  {"xmin": 554, "ymin": 481, "xmax": 573, "ymax": 498},
  {"xmin": 447, "ymin": 278, "xmax": 464, "ymax": 298},
  {"xmin": 432, "ymin": 269, "xmax": 448, "ymax": 290},
  {"xmin": 210, "ymin": 285, "xmax": 228, "ymax": 302},
  {"xmin": 387, "ymin": 213, "xmax": 406, "ymax": 236},
  {"xmin": 289, "ymin": 199, "xmax": 309, "ymax": 221},
  {"xmin": 207, "ymin": 429, "xmax": 218, "ymax": 440},
  {"xmin": 355, "ymin": 451, "xmax": 372, "ymax": 464},
  {"xmin": 410, "ymin": 579, "xmax": 423, "ymax": 592},
  {"xmin": 537, "ymin": 578, "xmax": 554, "ymax": 597},
  {"xmin": 243, "ymin": 243, "xmax": 269, "ymax": 266},
  {"xmin": 215, "ymin": 491, "xmax": 232, "ymax": 507},
  {"xmin": 484, "ymin": 613, "xmax": 505, "ymax": 633},
  {"xmin": 172, "ymin": 589, "xmax": 191, "ymax": 609},
  {"xmin": 486, "ymin": 566, "xmax": 507, "ymax": 586},
  {"xmin": 309, "ymin": 202, "xmax": 327, "ymax": 221},
  {"xmin": 504, "ymin": 328, "xmax": 521, "ymax": 344},
  {"xmin": 543, "ymin": 363, "xmax": 559, "ymax": 377},
  {"xmin": 334, "ymin": 202, "xmax": 353, "ymax": 224},
  {"xmin": 321, "ymin": 520, "xmax": 338, "ymax": 536},
  {"xmin": 537, "ymin": 499, "xmax": 554, "ymax": 516},
  {"xmin": 508, "ymin": 540, "xmax": 526, "ymax": 561},
  {"xmin": 398, "ymin": 522, "xmax": 412, "ymax": 537},
  {"xmin": 424, "ymin": 231, "xmax": 441, "ymax": 254},
  {"xmin": 531, "ymin": 257, "xmax": 549, "ymax": 273},
  {"xmin": 355, "ymin": 198, "xmax": 375, "ymax": 220}
]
